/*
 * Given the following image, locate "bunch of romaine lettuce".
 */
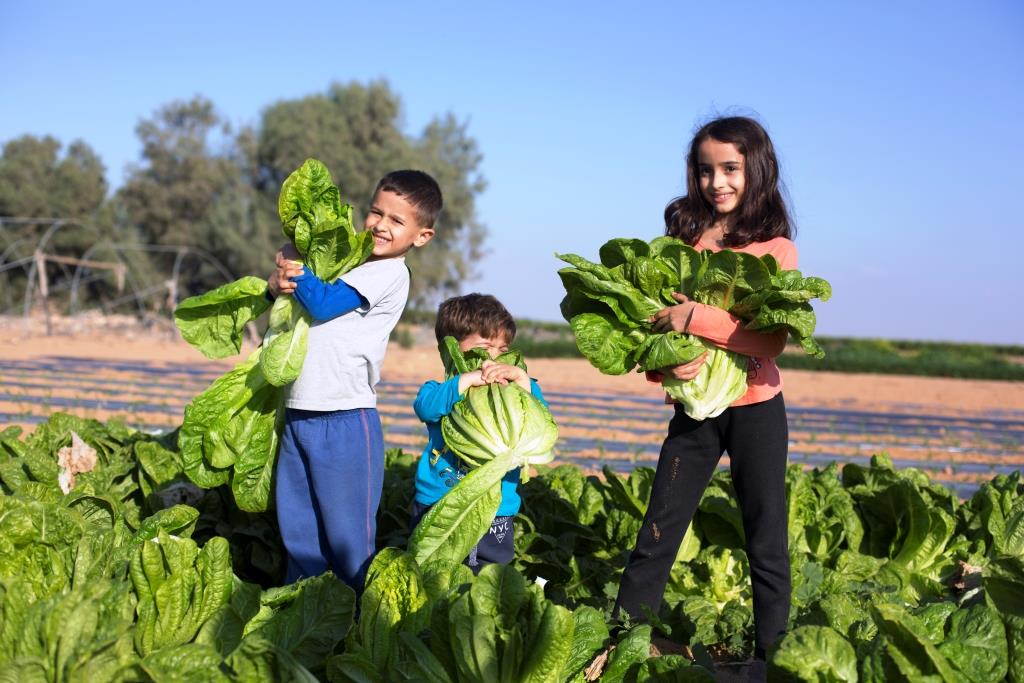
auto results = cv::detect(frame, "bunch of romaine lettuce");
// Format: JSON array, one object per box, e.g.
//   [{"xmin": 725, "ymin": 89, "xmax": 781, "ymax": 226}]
[
  {"xmin": 174, "ymin": 159, "xmax": 374, "ymax": 511},
  {"xmin": 407, "ymin": 337, "xmax": 559, "ymax": 569},
  {"xmin": 557, "ymin": 236, "xmax": 831, "ymax": 420}
]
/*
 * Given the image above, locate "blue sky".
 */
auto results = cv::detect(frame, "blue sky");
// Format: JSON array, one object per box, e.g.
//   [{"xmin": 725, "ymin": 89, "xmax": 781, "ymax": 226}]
[{"xmin": 2, "ymin": 1, "xmax": 1022, "ymax": 344}]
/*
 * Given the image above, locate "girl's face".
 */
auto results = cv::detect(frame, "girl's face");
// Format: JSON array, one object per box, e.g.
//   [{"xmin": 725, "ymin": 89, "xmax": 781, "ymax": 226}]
[{"xmin": 697, "ymin": 138, "xmax": 745, "ymax": 216}]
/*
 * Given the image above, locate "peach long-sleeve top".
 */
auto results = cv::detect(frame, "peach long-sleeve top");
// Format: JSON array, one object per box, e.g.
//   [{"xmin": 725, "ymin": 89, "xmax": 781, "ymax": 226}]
[{"xmin": 648, "ymin": 236, "xmax": 798, "ymax": 408}]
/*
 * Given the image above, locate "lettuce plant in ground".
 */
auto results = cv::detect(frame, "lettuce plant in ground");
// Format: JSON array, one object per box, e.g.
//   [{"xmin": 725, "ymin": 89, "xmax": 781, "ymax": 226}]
[
  {"xmin": 557, "ymin": 236, "xmax": 831, "ymax": 420},
  {"xmin": 408, "ymin": 337, "xmax": 559, "ymax": 569},
  {"xmin": 329, "ymin": 550, "xmax": 581, "ymax": 683},
  {"xmin": 0, "ymin": 412, "xmax": 354, "ymax": 681},
  {"xmin": 173, "ymin": 158, "xmax": 373, "ymax": 511}
]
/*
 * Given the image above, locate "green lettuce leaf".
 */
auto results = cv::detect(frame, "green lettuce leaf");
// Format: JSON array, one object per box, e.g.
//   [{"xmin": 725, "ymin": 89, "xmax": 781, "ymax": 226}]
[
  {"xmin": 259, "ymin": 297, "xmax": 311, "ymax": 388},
  {"xmin": 769, "ymin": 625, "xmax": 858, "ymax": 682},
  {"xmin": 260, "ymin": 159, "xmax": 373, "ymax": 386},
  {"xmin": 178, "ymin": 348, "xmax": 283, "ymax": 511},
  {"xmin": 174, "ymin": 276, "xmax": 271, "ymax": 359},
  {"xmin": 659, "ymin": 343, "xmax": 748, "ymax": 421},
  {"xmin": 243, "ymin": 573, "xmax": 355, "ymax": 670},
  {"xmin": 352, "ymin": 549, "xmax": 430, "ymax": 672},
  {"xmin": 408, "ymin": 452, "xmax": 514, "ymax": 567}
]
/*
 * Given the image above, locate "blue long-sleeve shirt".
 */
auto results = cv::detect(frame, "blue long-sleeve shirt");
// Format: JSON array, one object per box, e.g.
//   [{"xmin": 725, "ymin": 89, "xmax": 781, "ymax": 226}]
[
  {"xmin": 413, "ymin": 376, "xmax": 548, "ymax": 517},
  {"xmin": 291, "ymin": 265, "xmax": 367, "ymax": 322}
]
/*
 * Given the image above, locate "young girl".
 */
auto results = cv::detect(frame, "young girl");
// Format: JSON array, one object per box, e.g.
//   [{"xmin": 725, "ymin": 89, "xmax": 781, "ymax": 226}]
[{"xmin": 613, "ymin": 116, "xmax": 796, "ymax": 676}]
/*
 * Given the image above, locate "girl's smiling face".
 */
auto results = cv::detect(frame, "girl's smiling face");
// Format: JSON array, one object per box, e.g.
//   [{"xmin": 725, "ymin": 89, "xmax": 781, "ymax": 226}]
[{"xmin": 697, "ymin": 138, "xmax": 746, "ymax": 216}]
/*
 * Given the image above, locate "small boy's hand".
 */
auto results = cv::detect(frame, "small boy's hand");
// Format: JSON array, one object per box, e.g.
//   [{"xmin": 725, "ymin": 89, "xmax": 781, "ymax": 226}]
[
  {"xmin": 481, "ymin": 361, "xmax": 531, "ymax": 391},
  {"xmin": 457, "ymin": 369, "xmax": 487, "ymax": 394}
]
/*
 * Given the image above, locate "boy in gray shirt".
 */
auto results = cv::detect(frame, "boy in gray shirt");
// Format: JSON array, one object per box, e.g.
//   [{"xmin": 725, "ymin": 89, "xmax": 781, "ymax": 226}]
[{"xmin": 266, "ymin": 170, "xmax": 440, "ymax": 589}]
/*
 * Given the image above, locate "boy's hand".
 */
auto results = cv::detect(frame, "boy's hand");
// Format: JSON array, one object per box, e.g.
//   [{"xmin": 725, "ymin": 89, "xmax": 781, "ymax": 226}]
[
  {"xmin": 660, "ymin": 352, "xmax": 708, "ymax": 381},
  {"xmin": 457, "ymin": 369, "xmax": 487, "ymax": 394},
  {"xmin": 276, "ymin": 242, "xmax": 301, "ymax": 265},
  {"xmin": 267, "ymin": 259, "xmax": 303, "ymax": 298},
  {"xmin": 481, "ymin": 361, "xmax": 531, "ymax": 391}
]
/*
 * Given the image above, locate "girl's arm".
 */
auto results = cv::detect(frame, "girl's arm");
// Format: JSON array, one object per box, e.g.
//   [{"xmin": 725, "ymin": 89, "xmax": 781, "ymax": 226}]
[
  {"xmin": 650, "ymin": 297, "xmax": 786, "ymax": 357},
  {"xmin": 686, "ymin": 306, "xmax": 789, "ymax": 358},
  {"xmin": 650, "ymin": 239, "xmax": 797, "ymax": 358}
]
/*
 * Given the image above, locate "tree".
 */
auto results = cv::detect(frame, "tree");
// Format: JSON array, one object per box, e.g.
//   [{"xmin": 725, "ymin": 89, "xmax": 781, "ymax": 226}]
[
  {"xmin": 117, "ymin": 96, "xmax": 275, "ymax": 298},
  {"xmin": 0, "ymin": 134, "xmax": 108, "ymax": 220},
  {"xmin": 116, "ymin": 83, "xmax": 487, "ymax": 307},
  {"xmin": 410, "ymin": 113, "xmax": 487, "ymax": 304},
  {"xmin": 0, "ymin": 135, "xmax": 123, "ymax": 312}
]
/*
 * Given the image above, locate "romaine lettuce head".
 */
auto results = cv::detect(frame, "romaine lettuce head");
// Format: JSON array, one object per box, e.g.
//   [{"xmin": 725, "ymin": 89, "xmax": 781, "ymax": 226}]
[
  {"xmin": 661, "ymin": 341, "xmax": 748, "ymax": 421},
  {"xmin": 441, "ymin": 383, "xmax": 558, "ymax": 469}
]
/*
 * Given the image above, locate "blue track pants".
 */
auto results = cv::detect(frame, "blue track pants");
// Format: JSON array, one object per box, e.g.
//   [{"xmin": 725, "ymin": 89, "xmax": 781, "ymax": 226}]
[{"xmin": 275, "ymin": 407, "xmax": 384, "ymax": 590}]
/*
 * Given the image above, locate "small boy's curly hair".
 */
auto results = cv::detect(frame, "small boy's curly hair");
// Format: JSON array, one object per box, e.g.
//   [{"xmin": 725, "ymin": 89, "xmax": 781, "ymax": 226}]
[{"xmin": 435, "ymin": 294, "xmax": 516, "ymax": 344}]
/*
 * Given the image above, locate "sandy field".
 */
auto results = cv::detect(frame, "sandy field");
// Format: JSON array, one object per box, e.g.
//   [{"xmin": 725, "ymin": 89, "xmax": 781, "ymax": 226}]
[{"xmin": 1, "ymin": 315, "xmax": 1021, "ymax": 417}]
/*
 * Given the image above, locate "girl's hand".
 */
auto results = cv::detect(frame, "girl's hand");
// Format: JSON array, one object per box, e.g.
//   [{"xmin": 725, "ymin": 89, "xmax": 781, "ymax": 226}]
[
  {"xmin": 480, "ymin": 360, "xmax": 531, "ymax": 390},
  {"xmin": 661, "ymin": 352, "xmax": 708, "ymax": 381},
  {"xmin": 650, "ymin": 293, "xmax": 700, "ymax": 334}
]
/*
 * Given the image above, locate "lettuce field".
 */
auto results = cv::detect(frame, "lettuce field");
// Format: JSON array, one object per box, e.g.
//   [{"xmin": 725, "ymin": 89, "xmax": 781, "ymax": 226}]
[
  {"xmin": 2, "ymin": 355, "xmax": 1020, "ymax": 497},
  {"xmin": 1, "ymin": 354, "xmax": 1023, "ymax": 681}
]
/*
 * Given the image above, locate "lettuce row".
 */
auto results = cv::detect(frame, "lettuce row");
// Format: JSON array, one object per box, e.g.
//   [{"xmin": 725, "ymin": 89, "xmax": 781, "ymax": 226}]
[
  {"xmin": 557, "ymin": 236, "xmax": 831, "ymax": 420},
  {"xmin": 4, "ymin": 412, "xmax": 1024, "ymax": 680}
]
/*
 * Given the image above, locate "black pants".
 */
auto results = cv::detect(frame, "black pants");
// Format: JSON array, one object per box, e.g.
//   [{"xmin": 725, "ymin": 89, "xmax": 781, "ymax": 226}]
[
  {"xmin": 410, "ymin": 501, "xmax": 515, "ymax": 573},
  {"xmin": 614, "ymin": 393, "xmax": 791, "ymax": 653}
]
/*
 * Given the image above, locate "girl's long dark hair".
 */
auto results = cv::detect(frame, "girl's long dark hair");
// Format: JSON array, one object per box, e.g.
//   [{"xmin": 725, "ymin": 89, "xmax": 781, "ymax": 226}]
[{"xmin": 665, "ymin": 116, "xmax": 794, "ymax": 247}]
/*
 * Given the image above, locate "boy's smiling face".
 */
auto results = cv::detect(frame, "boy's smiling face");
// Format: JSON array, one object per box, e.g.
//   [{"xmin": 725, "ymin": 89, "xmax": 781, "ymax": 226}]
[{"xmin": 364, "ymin": 189, "xmax": 435, "ymax": 259}]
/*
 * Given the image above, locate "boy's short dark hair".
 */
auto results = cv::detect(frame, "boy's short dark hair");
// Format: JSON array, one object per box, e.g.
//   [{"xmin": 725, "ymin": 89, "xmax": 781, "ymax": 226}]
[
  {"xmin": 435, "ymin": 293, "xmax": 517, "ymax": 344},
  {"xmin": 375, "ymin": 170, "xmax": 443, "ymax": 228}
]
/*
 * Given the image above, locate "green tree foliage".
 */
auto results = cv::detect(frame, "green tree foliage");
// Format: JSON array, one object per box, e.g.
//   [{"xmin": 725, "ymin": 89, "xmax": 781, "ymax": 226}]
[
  {"xmin": 414, "ymin": 114, "xmax": 487, "ymax": 302},
  {"xmin": 0, "ymin": 135, "xmax": 143, "ymax": 312},
  {"xmin": 0, "ymin": 133, "xmax": 115, "ymax": 256},
  {"xmin": 117, "ymin": 96, "xmax": 270, "ymax": 298},
  {"xmin": 0, "ymin": 134, "xmax": 107, "ymax": 220}
]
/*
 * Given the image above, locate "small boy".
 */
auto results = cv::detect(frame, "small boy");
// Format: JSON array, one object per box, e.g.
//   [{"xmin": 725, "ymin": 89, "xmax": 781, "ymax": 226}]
[
  {"xmin": 267, "ymin": 170, "xmax": 440, "ymax": 588},
  {"xmin": 410, "ymin": 293, "xmax": 548, "ymax": 571}
]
